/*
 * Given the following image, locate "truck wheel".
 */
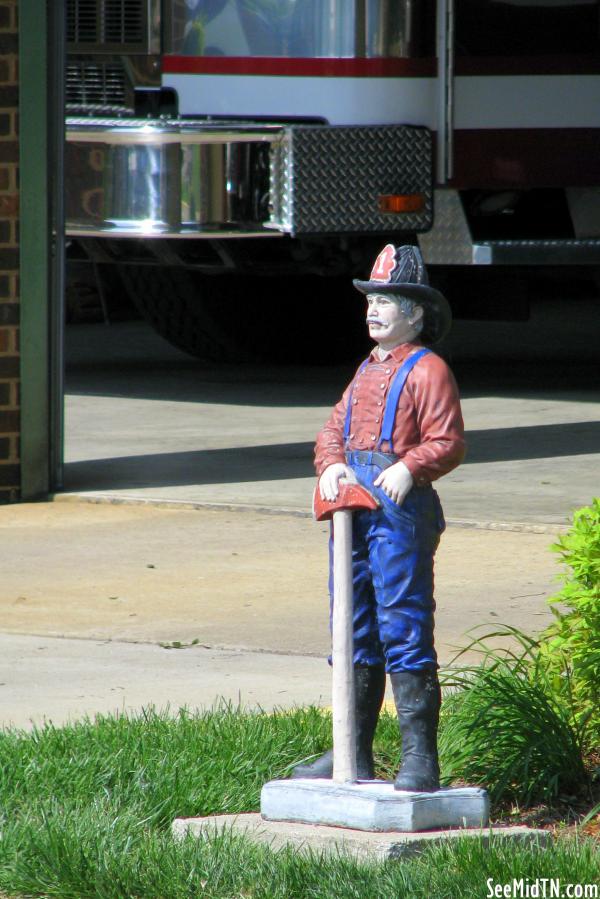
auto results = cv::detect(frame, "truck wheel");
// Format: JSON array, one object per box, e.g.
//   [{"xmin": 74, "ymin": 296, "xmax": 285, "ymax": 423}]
[
  {"xmin": 118, "ymin": 265, "xmax": 255, "ymax": 362},
  {"xmin": 118, "ymin": 265, "xmax": 367, "ymax": 364}
]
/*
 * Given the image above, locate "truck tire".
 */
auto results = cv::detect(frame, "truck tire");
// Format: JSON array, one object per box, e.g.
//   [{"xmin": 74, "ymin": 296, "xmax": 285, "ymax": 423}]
[
  {"xmin": 119, "ymin": 264, "xmax": 368, "ymax": 364},
  {"xmin": 118, "ymin": 265, "xmax": 255, "ymax": 362}
]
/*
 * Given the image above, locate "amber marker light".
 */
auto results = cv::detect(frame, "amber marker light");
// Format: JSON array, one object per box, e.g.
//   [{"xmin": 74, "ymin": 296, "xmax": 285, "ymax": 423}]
[{"xmin": 378, "ymin": 193, "xmax": 426, "ymax": 214}]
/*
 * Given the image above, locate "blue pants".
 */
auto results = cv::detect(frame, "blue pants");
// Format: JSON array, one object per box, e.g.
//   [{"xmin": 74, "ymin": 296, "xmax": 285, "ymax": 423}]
[{"xmin": 329, "ymin": 452, "xmax": 445, "ymax": 673}]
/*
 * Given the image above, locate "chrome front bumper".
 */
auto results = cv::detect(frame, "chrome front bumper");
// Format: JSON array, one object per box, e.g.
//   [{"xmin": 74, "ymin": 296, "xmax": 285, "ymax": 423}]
[
  {"xmin": 66, "ymin": 118, "xmax": 282, "ymax": 238},
  {"xmin": 65, "ymin": 117, "xmax": 433, "ymax": 238}
]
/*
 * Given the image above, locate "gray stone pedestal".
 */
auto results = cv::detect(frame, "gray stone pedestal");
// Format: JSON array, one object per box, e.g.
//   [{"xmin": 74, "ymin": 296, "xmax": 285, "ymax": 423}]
[{"xmin": 260, "ymin": 779, "xmax": 490, "ymax": 832}]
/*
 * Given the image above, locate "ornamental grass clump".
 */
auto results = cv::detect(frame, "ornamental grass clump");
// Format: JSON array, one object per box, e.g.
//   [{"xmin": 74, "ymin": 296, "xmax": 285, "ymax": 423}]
[{"xmin": 438, "ymin": 628, "xmax": 591, "ymax": 806}]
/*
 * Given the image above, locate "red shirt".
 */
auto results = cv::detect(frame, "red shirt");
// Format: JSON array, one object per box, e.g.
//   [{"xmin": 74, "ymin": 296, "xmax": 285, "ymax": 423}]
[{"xmin": 314, "ymin": 342, "xmax": 466, "ymax": 485}]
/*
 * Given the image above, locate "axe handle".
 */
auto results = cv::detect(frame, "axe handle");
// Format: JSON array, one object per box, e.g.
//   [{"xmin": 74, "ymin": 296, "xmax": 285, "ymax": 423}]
[{"xmin": 331, "ymin": 508, "xmax": 357, "ymax": 784}]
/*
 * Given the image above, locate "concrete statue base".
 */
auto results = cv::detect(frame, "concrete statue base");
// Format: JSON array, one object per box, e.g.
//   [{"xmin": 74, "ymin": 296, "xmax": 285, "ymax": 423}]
[{"xmin": 260, "ymin": 779, "xmax": 490, "ymax": 832}]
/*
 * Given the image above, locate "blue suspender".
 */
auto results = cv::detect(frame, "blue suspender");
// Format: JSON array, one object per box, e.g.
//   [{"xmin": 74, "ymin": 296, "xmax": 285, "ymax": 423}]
[
  {"xmin": 343, "ymin": 349, "xmax": 431, "ymax": 450},
  {"xmin": 378, "ymin": 348, "xmax": 430, "ymax": 451}
]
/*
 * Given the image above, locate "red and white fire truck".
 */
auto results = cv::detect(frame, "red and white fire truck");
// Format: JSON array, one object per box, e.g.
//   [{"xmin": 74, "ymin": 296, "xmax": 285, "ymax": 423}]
[{"xmin": 65, "ymin": 0, "xmax": 600, "ymax": 359}]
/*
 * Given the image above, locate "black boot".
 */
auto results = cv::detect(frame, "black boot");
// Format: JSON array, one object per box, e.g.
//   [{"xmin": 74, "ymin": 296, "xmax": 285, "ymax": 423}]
[
  {"xmin": 390, "ymin": 669, "xmax": 441, "ymax": 792},
  {"xmin": 290, "ymin": 665, "xmax": 386, "ymax": 780}
]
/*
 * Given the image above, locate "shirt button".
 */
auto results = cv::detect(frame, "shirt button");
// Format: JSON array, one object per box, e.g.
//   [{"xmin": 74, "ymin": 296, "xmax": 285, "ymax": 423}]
[
  {"xmin": 385, "ymin": 368, "xmax": 391, "ymax": 374},
  {"xmin": 375, "ymin": 417, "xmax": 380, "ymax": 423},
  {"xmin": 370, "ymin": 434, "xmax": 377, "ymax": 440},
  {"xmin": 352, "ymin": 399, "xmax": 358, "ymax": 404},
  {"xmin": 380, "ymin": 383, "xmax": 385, "ymax": 389},
  {"xmin": 377, "ymin": 400, "xmax": 382, "ymax": 406}
]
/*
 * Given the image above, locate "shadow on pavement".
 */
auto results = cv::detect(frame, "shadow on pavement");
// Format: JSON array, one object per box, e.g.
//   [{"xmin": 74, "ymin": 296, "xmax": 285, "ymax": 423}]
[
  {"xmin": 465, "ymin": 419, "xmax": 600, "ymax": 463},
  {"xmin": 64, "ymin": 443, "xmax": 315, "ymax": 490},
  {"xmin": 66, "ymin": 322, "xmax": 600, "ymax": 407},
  {"xmin": 64, "ymin": 419, "xmax": 600, "ymax": 491},
  {"xmin": 453, "ymin": 359, "xmax": 600, "ymax": 402},
  {"xmin": 66, "ymin": 358, "xmax": 600, "ymax": 409},
  {"xmin": 66, "ymin": 367, "xmax": 351, "ymax": 409}
]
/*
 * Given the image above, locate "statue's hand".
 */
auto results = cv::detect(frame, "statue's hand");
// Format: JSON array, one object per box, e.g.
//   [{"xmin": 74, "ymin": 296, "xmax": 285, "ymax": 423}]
[
  {"xmin": 373, "ymin": 460, "xmax": 414, "ymax": 506},
  {"xmin": 319, "ymin": 463, "xmax": 357, "ymax": 502}
]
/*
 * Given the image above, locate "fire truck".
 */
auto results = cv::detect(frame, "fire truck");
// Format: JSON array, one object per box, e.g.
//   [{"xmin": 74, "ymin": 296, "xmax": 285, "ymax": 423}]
[{"xmin": 65, "ymin": 0, "xmax": 600, "ymax": 360}]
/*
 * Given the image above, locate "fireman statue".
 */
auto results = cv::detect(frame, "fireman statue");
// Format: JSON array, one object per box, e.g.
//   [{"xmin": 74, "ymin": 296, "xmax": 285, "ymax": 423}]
[{"xmin": 292, "ymin": 244, "xmax": 465, "ymax": 792}]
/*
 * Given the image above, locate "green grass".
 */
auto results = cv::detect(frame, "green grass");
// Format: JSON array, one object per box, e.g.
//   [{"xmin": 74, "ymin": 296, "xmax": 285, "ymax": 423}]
[
  {"xmin": 1, "ymin": 813, "xmax": 598, "ymax": 899},
  {"xmin": 0, "ymin": 706, "xmax": 597, "ymax": 898},
  {"xmin": 0, "ymin": 705, "xmax": 332, "ymax": 825}
]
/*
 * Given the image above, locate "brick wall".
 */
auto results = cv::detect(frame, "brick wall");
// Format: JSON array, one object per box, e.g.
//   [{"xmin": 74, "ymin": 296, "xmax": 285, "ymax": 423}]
[{"xmin": 0, "ymin": 0, "xmax": 18, "ymax": 503}]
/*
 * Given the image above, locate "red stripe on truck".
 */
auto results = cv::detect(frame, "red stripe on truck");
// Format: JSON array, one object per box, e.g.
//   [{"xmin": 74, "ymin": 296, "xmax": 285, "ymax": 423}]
[{"xmin": 162, "ymin": 56, "xmax": 436, "ymax": 77}]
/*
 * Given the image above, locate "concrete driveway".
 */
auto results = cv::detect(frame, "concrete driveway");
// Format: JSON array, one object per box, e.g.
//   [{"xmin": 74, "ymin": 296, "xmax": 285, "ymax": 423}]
[
  {"xmin": 0, "ymin": 316, "xmax": 597, "ymax": 728},
  {"xmin": 0, "ymin": 500, "xmax": 558, "ymax": 728}
]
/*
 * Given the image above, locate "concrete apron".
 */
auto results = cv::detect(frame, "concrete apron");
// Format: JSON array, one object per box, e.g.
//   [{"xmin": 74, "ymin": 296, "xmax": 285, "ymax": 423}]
[{"xmin": 173, "ymin": 813, "xmax": 549, "ymax": 861}]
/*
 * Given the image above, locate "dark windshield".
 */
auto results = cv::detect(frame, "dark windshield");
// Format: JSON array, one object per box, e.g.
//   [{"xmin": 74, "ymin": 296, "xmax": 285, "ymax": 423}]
[{"xmin": 456, "ymin": 0, "xmax": 600, "ymax": 56}]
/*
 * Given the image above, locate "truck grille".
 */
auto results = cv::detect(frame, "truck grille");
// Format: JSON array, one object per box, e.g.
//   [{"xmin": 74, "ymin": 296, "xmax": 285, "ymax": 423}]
[
  {"xmin": 66, "ymin": 61, "xmax": 129, "ymax": 110},
  {"xmin": 104, "ymin": 0, "xmax": 145, "ymax": 45},
  {"xmin": 67, "ymin": 0, "xmax": 147, "ymax": 51},
  {"xmin": 67, "ymin": 0, "xmax": 98, "ymax": 43}
]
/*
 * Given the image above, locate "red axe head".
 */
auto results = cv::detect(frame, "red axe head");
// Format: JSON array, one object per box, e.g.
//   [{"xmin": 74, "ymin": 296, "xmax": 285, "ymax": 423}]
[{"xmin": 313, "ymin": 481, "xmax": 380, "ymax": 522}]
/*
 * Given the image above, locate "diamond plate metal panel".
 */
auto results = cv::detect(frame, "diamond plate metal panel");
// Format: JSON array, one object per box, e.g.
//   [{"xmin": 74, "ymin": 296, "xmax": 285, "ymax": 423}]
[
  {"xmin": 269, "ymin": 125, "xmax": 432, "ymax": 235},
  {"xmin": 417, "ymin": 192, "xmax": 600, "ymax": 265},
  {"xmin": 269, "ymin": 138, "xmax": 292, "ymax": 232},
  {"xmin": 417, "ymin": 189, "xmax": 474, "ymax": 265}
]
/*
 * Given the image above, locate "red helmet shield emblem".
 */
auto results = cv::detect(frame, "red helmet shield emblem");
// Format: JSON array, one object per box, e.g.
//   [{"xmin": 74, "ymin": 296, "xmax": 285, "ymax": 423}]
[{"xmin": 370, "ymin": 244, "xmax": 397, "ymax": 283}]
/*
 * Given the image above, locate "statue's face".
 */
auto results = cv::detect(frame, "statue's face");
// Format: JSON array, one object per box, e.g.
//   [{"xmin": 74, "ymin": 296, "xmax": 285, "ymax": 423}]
[{"xmin": 366, "ymin": 294, "xmax": 422, "ymax": 349}]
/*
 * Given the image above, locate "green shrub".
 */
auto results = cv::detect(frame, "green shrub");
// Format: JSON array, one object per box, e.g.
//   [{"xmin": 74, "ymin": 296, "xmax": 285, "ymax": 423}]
[{"xmin": 539, "ymin": 498, "xmax": 600, "ymax": 735}]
